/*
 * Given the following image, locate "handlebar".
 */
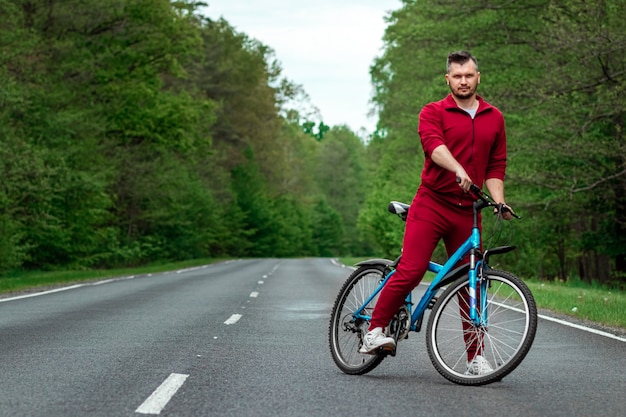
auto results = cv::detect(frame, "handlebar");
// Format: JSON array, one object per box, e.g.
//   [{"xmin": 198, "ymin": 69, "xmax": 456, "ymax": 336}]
[{"xmin": 456, "ymin": 177, "xmax": 521, "ymax": 219}]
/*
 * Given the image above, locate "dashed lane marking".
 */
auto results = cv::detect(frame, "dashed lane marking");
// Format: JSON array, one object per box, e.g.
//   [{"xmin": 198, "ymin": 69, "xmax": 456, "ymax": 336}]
[
  {"xmin": 135, "ymin": 373, "xmax": 188, "ymax": 415},
  {"xmin": 224, "ymin": 314, "xmax": 243, "ymax": 325}
]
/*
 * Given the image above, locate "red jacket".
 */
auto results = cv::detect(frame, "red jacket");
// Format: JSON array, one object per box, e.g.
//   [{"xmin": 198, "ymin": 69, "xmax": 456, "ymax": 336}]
[{"xmin": 417, "ymin": 94, "xmax": 507, "ymax": 207}]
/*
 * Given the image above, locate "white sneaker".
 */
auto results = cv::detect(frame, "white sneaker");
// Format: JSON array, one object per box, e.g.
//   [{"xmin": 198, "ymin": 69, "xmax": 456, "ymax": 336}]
[
  {"xmin": 465, "ymin": 355, "xmax": 494, "ymax": 375},
  {"xmin": 359, "ymin": 327, "xmax": 396, "ymax": 354}
]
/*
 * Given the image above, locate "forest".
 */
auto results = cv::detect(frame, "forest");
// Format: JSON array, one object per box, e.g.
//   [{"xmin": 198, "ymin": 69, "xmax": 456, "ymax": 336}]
[{"xmin": 0, "ymin": 0, "xmax": 624, "ymax": 288}]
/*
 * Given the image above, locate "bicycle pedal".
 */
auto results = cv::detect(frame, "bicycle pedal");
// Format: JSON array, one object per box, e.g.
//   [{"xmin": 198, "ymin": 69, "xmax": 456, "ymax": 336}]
[{"xmin": 381, "ymin": 347, "xmax": 397, "ymax": 357}]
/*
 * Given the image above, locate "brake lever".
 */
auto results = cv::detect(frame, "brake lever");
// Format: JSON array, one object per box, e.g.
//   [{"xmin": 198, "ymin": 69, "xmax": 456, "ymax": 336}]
[{"xmin": 496, "ymin": 203, "xmax": 522, "ymax": 219}]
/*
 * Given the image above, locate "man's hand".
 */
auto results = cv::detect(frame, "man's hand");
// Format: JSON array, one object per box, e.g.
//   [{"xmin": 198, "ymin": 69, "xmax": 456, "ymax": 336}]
[
  {"xmin": 495, "ymin": 203, "xmax": 515, "ymax": 221},
  {"xmin": 431, "ymin": 145, "xmax": 472, "ymax": 192},
  {"xmin": 456, "ymin": 172, "xmax": 472, "ymax": 193}
]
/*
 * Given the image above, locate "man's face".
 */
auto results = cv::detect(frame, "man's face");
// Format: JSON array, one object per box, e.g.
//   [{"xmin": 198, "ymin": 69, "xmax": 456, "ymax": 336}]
[{"xmin": 445, "ymin": 61, "xmax": 480, "ymax": 100}]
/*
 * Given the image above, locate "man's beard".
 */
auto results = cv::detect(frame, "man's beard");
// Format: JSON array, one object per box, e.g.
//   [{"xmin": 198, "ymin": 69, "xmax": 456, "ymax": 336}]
[{"xmin": 450, "ymin": 85, "xmax": 477, "ymax": 99}]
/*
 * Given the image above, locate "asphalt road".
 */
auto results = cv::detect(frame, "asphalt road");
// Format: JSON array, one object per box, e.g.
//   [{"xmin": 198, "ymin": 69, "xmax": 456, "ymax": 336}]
[{"xmin": 0, "ymin": 258, "xmax": 624, "ymax": 417}]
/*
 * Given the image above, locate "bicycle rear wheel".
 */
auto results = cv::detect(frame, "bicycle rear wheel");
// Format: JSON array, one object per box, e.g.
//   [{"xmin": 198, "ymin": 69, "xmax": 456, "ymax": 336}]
[
  {"xmin": 426, "ymin": 269, "xmax": 537, "ymax": 385},
  {"xmin": 329, "ymin": 265, "xmax": 387, "ymax": 375}
]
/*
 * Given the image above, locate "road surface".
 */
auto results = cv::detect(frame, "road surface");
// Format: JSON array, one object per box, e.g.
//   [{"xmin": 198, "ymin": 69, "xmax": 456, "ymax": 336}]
[{"xmin": 0, "ymin": 258, "xmax": 624, "ymax": 416}]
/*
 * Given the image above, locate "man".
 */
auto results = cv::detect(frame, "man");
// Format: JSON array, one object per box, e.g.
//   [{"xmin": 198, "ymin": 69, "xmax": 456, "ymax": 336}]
[{"xmin": 360, "ymin": 51, "xmax": 514, "ymax": 374}]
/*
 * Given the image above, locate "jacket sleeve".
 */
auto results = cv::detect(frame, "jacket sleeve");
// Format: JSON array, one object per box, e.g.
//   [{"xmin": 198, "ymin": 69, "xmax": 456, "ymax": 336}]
[
  {"xmin": 485, "ymin": 111, "xmax": 507, "ymax": 181},
  {"xmin": 417, "ymin": 103, "xmax": 445, "ymax": 157}
]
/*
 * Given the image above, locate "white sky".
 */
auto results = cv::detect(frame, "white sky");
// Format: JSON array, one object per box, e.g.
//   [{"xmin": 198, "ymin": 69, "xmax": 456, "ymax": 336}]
[{"xmin": 199, "ymin": 1, "xmax": 401, "ymax": 135}]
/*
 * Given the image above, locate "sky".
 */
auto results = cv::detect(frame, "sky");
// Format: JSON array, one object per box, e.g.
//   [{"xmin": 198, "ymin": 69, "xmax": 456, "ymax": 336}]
[{"xmin": 199, "ymin": 1, "xmax": 401, "ymax": 136}]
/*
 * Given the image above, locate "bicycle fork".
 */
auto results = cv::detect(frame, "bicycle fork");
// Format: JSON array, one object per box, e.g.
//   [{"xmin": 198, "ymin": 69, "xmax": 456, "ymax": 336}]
[{"xmin": 469, "ymin": 248, "xmax": 493, "ymax": 327}]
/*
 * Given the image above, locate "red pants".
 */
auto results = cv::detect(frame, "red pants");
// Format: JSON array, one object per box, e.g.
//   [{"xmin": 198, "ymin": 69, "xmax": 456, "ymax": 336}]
[{"xmin": 369, "ymin": 187, "xmax": 482, "ymax": 358}]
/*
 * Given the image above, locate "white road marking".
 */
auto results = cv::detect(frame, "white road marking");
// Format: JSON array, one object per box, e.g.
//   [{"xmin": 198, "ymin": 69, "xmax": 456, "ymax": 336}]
[
  {"xmin": 224, "ymin": 314, "xmax": 243, "ymax": 325},
  {"xmin": 538, "ymin": 313, "xmax": 626, "ymax": 342},
  {"xmin": 489, "ymin": 300, "xmax": 626, "ymax": 343},
  {"xmin": 0, "ymin": 284, "xmax": 84, "ymax": 302},
  {"xmin": 258, "ymin": 280, "xmax": 264, "ymax": 284},
  {"xmin": 135, "ymin": 373, "xmax": 188, "ymax": 415},
  {"xmin": 176, "ymin": 265, "xmax": 208, "ymax": 274},
  {"xmin": 95, "ymin": 275, "xmax": 136, "ymax": 284},
  {"xmin": 249, "ymin": 292, "xmax": 259, "ymax": 298}
]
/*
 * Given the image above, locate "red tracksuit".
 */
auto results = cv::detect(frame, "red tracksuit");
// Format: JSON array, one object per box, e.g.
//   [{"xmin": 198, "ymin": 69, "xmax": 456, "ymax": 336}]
[{"xmin": 369, "ymin": 94, "xmax": 507, "ymax": 359}]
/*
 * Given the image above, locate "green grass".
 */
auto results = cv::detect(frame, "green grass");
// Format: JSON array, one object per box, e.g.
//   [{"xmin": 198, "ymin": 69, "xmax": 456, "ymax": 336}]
[
  {"xmin": 339, "ymin": 257, "xmax": 626, "ymax": 330},
  {"xmin": 524, "ymin": 279, "xmax": 625, "ymax": 329}
]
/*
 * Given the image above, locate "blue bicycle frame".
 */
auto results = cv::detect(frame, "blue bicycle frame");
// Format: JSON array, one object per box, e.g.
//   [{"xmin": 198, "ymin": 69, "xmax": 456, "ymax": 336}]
[{"xmin": 354, "ymin": 225, "xmax": 487, "ymax": 329}]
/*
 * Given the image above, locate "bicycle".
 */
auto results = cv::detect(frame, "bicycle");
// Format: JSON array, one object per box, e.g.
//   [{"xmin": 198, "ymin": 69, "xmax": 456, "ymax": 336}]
[{"xmin": 329, "ymin": 184, "xmax": 538, "ymax": 385}]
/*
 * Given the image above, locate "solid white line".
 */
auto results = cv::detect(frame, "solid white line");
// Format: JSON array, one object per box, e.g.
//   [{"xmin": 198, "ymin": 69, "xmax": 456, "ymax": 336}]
[
  {"xmin": 135, "ymin": 373, "xmax": 188, "ymax": 415},
  {"xmin": 489, "ymin": 300, "xmax": 626, "ymax": 342},
  {"xmin": 0, "ymin": 264, "xmax": 214, "ymax": 304},
  {"xmin": 176, "ymin": 265, "xmax": 208, "ymax": 274},
  {"xmin": 0, "ymin": 284, "xmax": 85, "ymax": 303},
  {"xmin": 538, "ymin": 313, "xmax": 626, "ymax": 342},
  {"xmin": 0, "ymin": 273, "xmax": 139, "ymax": 303},
  {"xmin": 224, "ymin": 314, "xmax": 243, "ymax": 325},
  {"xmin": 249, "ymin": 292, "xmax": 259, "ymax": 298}
]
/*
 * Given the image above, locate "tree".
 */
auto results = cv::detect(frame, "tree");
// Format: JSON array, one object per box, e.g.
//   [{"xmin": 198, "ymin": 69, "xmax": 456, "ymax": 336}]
[{"xmin": 310, "ymin": 198, "xmax": 344, "ymax": 257}]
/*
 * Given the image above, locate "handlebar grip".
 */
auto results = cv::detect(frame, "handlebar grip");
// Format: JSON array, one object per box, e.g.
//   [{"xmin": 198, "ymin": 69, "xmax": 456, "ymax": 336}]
[{"xmin": 456, "ymin": 177, "xmax": 484, "ymax": 197}]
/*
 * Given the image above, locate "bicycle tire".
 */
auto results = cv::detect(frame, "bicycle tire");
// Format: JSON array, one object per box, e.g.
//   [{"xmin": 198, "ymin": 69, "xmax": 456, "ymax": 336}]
[
  {"xmin": 329, "ymin": 265, "xmax": 387, "ymax": 375},
  {"xmin": 426, "ymin": 269, "xmax": 537, "ymax": 385}
]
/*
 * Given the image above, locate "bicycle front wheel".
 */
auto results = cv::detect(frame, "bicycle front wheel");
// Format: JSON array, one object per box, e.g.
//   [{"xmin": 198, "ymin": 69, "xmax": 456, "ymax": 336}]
[
  {"xmin": 329, "ymin": 265, "xmax": 387, "ymax": 375},
  {"xmin": 426, "ymin": 269, "xmax": 537, "ymax": 385}
]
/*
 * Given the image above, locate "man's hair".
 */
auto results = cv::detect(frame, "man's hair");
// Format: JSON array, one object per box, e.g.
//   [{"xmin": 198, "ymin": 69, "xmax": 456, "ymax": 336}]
[{"xmin": 446, "ymin": 51, "xmax": 478, "ymax": 73}]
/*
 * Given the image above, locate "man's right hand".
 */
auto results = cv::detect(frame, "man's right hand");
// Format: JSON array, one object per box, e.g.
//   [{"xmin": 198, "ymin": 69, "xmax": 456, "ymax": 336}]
[
  {"xmin": 455, "ymin": 172, "xmax": 472, "ymax": 193},
  {"xmin": 431, "ymin": 145, "xmax": 473, "ymax": 192}
]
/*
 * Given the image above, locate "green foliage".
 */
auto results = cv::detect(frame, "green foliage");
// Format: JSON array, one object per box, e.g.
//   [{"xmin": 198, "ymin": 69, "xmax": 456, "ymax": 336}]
[
  {"xmin": 303, "ymin": 121, "xmax": 330, "ymax": 140},
  {"xmin": 310, "ymin": 198, "xmax": 344, "ymax": 257},
  {"xmin": 230, "ymin": 152, "xmax": 282, "ymax": 257},
  {"xmin": 314, "ymin": 126, "xmax": 371, "ymax": 254}
]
